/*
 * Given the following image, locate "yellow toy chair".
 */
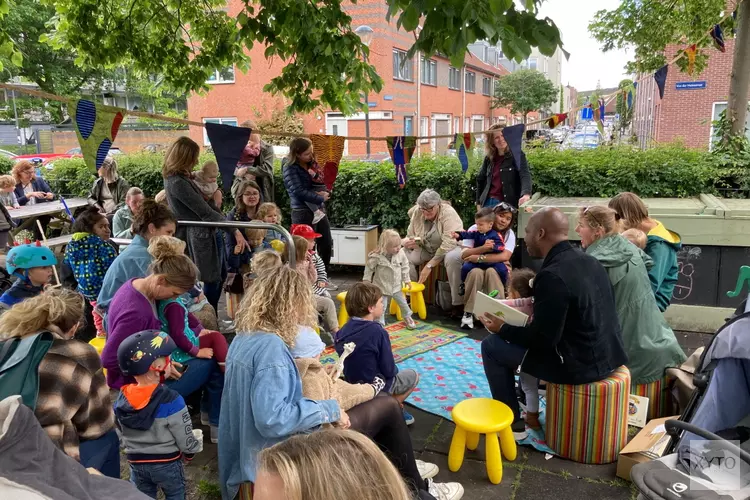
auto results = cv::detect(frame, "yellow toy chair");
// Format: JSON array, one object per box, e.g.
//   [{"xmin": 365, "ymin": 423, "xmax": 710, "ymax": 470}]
[
  {"xmin": 389, "ymin": 282, "xmax": 427, "ymax": 320},
  {"xmin": 336, "ymin": 291, "xmax": 349, "ymax": 327},
  {"xmin": 448, "ymin": 398, "xmax": 516, "ymax": 484},
  {"xmin": 88, "ymin": 336, "xmax": 107, "ymax": 376}
]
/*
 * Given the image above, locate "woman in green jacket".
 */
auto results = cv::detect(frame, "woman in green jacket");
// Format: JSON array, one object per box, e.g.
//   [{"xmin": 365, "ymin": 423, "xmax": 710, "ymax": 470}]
[{"xmin": 575, "ymin": 205, "xmax": 686, "ymax": 385}]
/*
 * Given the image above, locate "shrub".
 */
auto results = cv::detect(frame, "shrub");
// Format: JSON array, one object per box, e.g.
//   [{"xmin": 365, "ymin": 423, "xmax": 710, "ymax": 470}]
[
  {"xmin": 41, "ymin": 143, "xmax": 730, "ymax": 234},
  {"xmin": 0, "ymin": 156, "xmax": 13, "ymax": 175}
]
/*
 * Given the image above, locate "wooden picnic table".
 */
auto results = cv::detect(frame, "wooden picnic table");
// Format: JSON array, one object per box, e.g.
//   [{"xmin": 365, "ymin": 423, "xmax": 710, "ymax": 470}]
[
  {"xmin": 45, "ymin": 234, "xmax": 132, "ymax": 249},
  {"xmin": 11, "ymin": 197, "xmax": 89, "ymax": 221}
]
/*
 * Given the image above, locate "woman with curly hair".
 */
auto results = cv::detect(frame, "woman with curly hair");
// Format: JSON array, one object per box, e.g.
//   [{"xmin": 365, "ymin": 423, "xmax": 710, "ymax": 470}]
[{"xmin": 219, "ymin": 267, "xmax": 463, "ymax": 500}]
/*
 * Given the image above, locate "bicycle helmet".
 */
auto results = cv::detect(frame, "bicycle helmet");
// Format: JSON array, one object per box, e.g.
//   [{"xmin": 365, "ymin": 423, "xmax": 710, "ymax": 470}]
[{"xmin": 6, "ymin": 241, "xmax": 57, "ymax": 277}]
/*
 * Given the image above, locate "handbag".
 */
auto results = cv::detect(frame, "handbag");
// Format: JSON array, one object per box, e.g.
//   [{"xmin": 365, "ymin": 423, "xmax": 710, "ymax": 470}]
[{"xmin": 223, "ymin": 272, "xmax": 245, "ymax": 295}]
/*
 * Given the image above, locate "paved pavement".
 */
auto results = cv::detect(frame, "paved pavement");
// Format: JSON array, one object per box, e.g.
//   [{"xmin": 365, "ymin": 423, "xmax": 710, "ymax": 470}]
[{"xmin": 180, "ymin": 268, "xmax": 715, "ymax": 500}]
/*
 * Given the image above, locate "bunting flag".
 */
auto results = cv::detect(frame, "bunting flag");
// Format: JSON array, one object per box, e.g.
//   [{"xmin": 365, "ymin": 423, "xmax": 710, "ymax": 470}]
[
  {"xmin": 685, "ymin": 44, "xmax": 697, "ymax": 75},
  {"xmin": 501, "ymin": 124, "xmax": 525, "ymax": 175},
  {"xmin": 386, "ymin": 136, "xmax": 416, "ymax": 188},
  {"xmin": 598, "ymin": 98, "xmax": 605, "ymax": 121},
  {"xmin": 626, "ymin": 87, "xmax": 634, "ymax": 111},
  {"xmin": 69, "ymin": 99, "xmax": 124, "ymax": 174},
  {"xmin": 310, "ymin": 134, "xmax": 346, "ymax": 191},
  {"xmin": 593, "ymin": 106, "xmax": 605, "ymax": 135},
  {"xmin": 205, "ymin": 122, "xmax": 252, "ymax": 191},
  {"xmin": 454, "ymin": 133, "xmax": 475, "ymax": 173},
  {"xmin": 711, "ymin": 24, "xmax": 726, "ymax": 52},
  {"xmin": 654, "ymin": 65, "xmax": 668, "ymax": 99},
  {"xmin": 546, "ymin": 113, "xmax": 568, "ymax": 129},
  {"xmin": 561, "ymin": 48, "xmax": 571, "ymax": 61}
]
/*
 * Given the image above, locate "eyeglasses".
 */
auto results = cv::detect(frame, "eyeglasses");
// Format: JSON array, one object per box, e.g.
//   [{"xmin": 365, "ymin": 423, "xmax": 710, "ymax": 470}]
[
  {"xmin": 419, "ymin": 205, "xmax": 437, "ymax": 212},
  {"xmin": 493, "ymin": 202, "xmax": 517, "ymax": 214},
  {"xmin": 583, "ymin": 206, "xmax": 603, "ymax": 228}
]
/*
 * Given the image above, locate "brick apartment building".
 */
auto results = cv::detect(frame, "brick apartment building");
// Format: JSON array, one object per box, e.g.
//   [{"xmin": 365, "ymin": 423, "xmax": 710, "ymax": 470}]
[
  {"xmin": 633, "ymin": 37, "xmax": 748, "ymax": 150},
  {"xmin": 187, "ymin": 0, "xmax": 514, "ymax": 157}
]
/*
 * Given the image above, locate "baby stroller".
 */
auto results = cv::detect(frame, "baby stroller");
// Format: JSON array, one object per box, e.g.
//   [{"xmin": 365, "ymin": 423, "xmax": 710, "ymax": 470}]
[{"xmin": 630, "ymin": 309, "xmax": 750, "ymax": 499}]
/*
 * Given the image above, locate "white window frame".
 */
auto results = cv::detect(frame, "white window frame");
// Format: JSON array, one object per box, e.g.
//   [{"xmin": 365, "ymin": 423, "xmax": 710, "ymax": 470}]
[
  {"xmin": 465, "ymin": 71, "xmax": 476, "ymax": 93},
  {"xmin": 449, "ymin": 67, "xmax": 461, "ymax": 91},
  {"xmin": 420, "ymin": 58, "xmax": 437, "ymax": 86},
  {"xmin": 404, "ymin": 116, "xmax": 414, "ymax": 136},
  {"xmin": 482, "ymin": 77, "xmax": 491, "ymax": 96},
  {"xmin": 527, "ymin": 58, "xmax": 538, "ymax": 70},
  {"xmin": 207, "ymin": 66, "xmax": 235, "ymax": 84},
  {"xmin": 420, "ymin": 116, "xmax": 429, "ymax": 143},
  {"xmin": 393, "ymin": 49, "xmax": 414, "ymax": 82},
  {"xmin": 202, "ymin": 117, "xmax": 238, "ymax": 146}
]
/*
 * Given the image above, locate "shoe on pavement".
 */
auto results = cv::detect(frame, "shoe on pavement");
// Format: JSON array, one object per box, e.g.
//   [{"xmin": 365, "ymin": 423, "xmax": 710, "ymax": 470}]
[
  {"xmin": 460, "ymin": 313, "xmax": 474, "ymax": 329},
  {"xmin": 210, "ymin": 425, "xmax": 219, "ymax": 444},
  {"xmin": 405, "ymin": 316, "xmax": 417, "ymax": 329},
  {"xmin": 403, "ymin": 408, "xmax": 415, "ymax": 426},
  {"xmin": 416, "ymin": 459, "xmax": 439, "ymax": 480},
  {"xmin": 427, "ymin": 478, "xmax": 464, "ymax": 500},
  {"xmin": 200, "ymin": 412, "xmax": 210, "ymax": 427}
]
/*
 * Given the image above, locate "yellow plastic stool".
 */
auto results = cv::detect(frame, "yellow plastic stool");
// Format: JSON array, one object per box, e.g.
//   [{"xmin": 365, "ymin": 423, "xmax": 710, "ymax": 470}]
[
  {"xmin": 336, "ymin": 291, "xmax": 349, "ymax": 327},
  {"xmin": 449, "ymin": 398, "xmax": 516, "ymax": 484},
  {"xmin": 390, "ymin": 282, "xmax": 427, "ymax": 320},
  {"xmin": 88, "ymin": 336, "xmax": 107, "ymax": 377}
]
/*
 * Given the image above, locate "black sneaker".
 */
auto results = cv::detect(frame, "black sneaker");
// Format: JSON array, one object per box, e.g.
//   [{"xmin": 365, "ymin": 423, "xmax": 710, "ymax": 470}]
[{"xmin": 459, "ymin": 283, "xmax": 465, "ymax": 296}]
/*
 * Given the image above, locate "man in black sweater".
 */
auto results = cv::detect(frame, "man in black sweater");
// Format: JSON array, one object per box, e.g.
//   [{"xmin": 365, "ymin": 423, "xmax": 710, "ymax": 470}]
[{"xmin": 479, "ymin": 207, "xmax": 628, "ymax": 431}]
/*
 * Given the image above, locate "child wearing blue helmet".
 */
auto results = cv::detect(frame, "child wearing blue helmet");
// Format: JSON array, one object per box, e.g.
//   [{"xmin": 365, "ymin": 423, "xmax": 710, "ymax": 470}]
[{"xmin": 0, "ymin": 240, "xmax": 56, "ymax": 309}]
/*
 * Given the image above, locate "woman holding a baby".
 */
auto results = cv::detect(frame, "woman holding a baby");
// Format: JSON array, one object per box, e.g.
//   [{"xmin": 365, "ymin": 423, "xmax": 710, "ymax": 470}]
[{"xmin": 219, "ymin": 265, "xmax": 462, "ymax": 500}]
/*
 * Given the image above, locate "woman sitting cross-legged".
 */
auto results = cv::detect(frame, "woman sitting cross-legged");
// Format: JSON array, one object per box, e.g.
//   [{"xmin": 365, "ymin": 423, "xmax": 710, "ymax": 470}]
[
  {"xmin": 575, "ymin": 206, "xmax": 686, "ymax": 386},
  {"xmin": 0, "ymin": 288, "xmax": 120, "ymax": 477},
  {"xmin": 219, "ymin": 266, "xmax": 464, "ymax": 500},
  {"xmin": 101, "ymin": 235, "xmax": 224, "ymax": 443}
]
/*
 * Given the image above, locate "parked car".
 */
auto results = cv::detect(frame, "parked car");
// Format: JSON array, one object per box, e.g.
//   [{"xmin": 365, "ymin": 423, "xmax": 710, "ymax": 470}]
[{"xmin": 562, "ymin": 132, "xmax": 602, "ymax": 150}]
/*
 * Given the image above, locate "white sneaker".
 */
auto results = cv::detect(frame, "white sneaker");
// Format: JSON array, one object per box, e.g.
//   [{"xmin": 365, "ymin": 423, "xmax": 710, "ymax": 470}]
[
  {"xmin": 460, "ymin": 313, "xmax": 474, "ymax": 329},
  {"xmin": 416, "ymin": 459, "xmax": 439, "ymax": 479},
  {"xmin": 427, "ymin": 478, "xmax": 464, "ymax": 500}
]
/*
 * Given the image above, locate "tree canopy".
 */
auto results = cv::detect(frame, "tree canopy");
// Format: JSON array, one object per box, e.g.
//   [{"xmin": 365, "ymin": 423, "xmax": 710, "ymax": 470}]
[
  {"xmin": 492, "ymin": 69, "xmax": 558, "ymax": 123},
  {"xmin": 36, "ymin": 0, "xmax": 563, "ymax": 115}
]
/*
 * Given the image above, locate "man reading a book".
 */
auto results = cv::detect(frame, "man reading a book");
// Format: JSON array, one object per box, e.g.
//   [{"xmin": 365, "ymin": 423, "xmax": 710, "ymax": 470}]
[{"xmin": 478, "ymin": 207, "xmax": 628, "ymax": 433}]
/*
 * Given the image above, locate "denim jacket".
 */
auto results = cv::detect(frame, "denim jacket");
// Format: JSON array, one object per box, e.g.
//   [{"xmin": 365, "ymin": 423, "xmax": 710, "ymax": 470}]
[
  {"xmin": 97, "ymin": 235, "xmax": 152, "ymax": 311},
  {"xmin": 219, "ymin": 332, "xmax": 340, "ymax": 499}
]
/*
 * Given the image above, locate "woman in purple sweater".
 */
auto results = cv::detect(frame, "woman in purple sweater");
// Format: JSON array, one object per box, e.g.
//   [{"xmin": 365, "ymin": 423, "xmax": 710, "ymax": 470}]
[{"xmin": 101, "ymin": 235, "xmax": 224, "ymax": 440}]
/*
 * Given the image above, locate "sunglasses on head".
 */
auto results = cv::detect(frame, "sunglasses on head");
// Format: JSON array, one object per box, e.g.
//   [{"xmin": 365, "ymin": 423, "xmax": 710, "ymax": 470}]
[
  {"xmin": 583, "ymin": 206, "xmax": 603, "ymax": 228},
  {"xmin": 493, "ymin": 202, "xmax": 517, "ymax": 214}
]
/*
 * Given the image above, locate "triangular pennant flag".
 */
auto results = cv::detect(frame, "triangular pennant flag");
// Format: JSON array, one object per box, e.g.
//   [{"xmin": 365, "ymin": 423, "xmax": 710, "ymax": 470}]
[
  {"xmin": 626, "ymin": 87, "xmax": 634, "ymax": 111},
  {"xmin": 598, "ymin": 98, "xmax": 605, "ymax": 121},
  {"xmin": 501, "ymin": 124, "xmax": 525, "ymax": 175},
  {"xmin": 546, "ymin": 113, "xmax": 568, "ymax": 129},
  {"xmin": 593, "ymin": 106, "xmax": 605, "ymax": 135},
  {"xmin": 310, "ymin": 134, "xmax": 346, "ymax": 191},
  {"xmin": 711, "ymin": 24, "xmax": 726, "ymax": 52},
  {"xmin": 386, "ymin": 136, "xmax": 416, "ymax": 188},
  {"xmin": 69, "ymin": 99, "xmax": 124, "ymax": 174},
  {"xmin": 205, "ymin": 122, "xmax": 252, "ymax": 191},
  {"xmin": 454, "ymin": 133, "xmax": 475, "ymax": 173},
  {"xmin": 561, "ymin": 48, "xmax": 571, "ymax": 61},
  {"xmin": 654, "ymin": 65, "xmax": 668, "ymax": 99},
  {"xmin": 685, "ymin": 44, "xmax": 697, "ymax": 75}
]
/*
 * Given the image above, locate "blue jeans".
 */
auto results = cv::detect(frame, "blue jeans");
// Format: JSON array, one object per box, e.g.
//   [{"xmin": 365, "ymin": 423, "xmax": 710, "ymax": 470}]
[
  {"xmin": 481, "ymin": 334, "xmax": 527, "ymax": 421},
  {"xmin": 483, "ymin": 197, "xmax": 502, "ymax": 208},
  {"xmin": 79, "ymin": 429, "xmax": 121, "ymax": 478},
  {"xmin": 166, "ymin": 357, "xmax": 224, "ymax": 425},
  {"xmin": 130, "ymin": 460, "xmax": 185, "ymax": 500}
]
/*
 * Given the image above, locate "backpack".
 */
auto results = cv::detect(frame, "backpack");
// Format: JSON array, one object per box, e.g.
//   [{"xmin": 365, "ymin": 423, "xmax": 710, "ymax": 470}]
[
  {"xmin": 434, "ymin": 280, "xmax": 453, "ymax": 312},
  {"xmin": 0, "ymin": 332, "xmax": 54, "ymax": 410}
]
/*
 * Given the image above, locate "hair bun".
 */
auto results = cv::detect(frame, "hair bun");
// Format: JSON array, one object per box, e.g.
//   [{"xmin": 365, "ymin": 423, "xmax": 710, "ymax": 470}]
[{"xmin": 147, "ymin": 236, "xmax": 186, "ymax": 261}]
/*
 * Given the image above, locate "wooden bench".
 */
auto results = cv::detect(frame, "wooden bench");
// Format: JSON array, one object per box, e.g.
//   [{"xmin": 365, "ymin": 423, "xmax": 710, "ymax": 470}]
[{"xmin": 43, "ymin": 235, "xmax": 131, "ymax": 249}]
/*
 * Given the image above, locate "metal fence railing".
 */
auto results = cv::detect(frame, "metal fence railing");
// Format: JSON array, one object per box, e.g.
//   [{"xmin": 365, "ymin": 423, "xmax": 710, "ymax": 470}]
[{"xmin": 177, "ymin": 220, "xmax": 296, "ymax": 267}]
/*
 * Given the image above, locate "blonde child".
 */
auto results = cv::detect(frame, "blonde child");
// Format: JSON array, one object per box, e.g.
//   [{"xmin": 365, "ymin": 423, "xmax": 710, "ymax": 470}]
[
  {"xmin": 0, "ymin": 174, "xmax": 20, "ymax": 209},
  {"xmin": 291, "ymin": 224, "xmax": 331, "ymax": 297},
  {"xmin": 290, "ymin": 326, "xmax": 384, "ymax": 412},
  {"xmin": 293, "ymin": 235, "xmax": 339, "ymax": 338},
  {"xmin": 256, "ymin": 202, "xmax": 283, "ymax": 243},
  {"xmin": 193, "ymin": 160, "xmax": 222, "ymax": 207},
  {"xmin": 232, "ymin": 133, "xmax": 262, "ymax": 200},
  {"xmin": 256, "ymin": 429, "xmax": 413, "ymax": 500},
  {"xmin": 364, "ymin": 229, "xmax": 416, "ymax": 329},
  {"xmin": 499, "ymin": 268, "xmax": 540, "ymax": 430},
  {"xmin": 622, "ymin": 228, "xmax": 647, "ymax": 250},
  {"xmin": 63, "ymin": 206, "xmax": 117, "ymax": 337}
]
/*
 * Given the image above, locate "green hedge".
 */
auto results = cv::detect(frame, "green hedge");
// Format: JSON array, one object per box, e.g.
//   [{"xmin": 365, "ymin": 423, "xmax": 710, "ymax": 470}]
[{"xmin": 30, "ymin": 144, "xmax": 729, "ymax": 233}]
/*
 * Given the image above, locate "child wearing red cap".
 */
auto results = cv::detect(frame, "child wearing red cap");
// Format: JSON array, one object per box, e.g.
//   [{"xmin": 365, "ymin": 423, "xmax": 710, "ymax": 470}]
[{"xmin": 291, "ymin": 224, "xmax": 339, "ymax": 341}]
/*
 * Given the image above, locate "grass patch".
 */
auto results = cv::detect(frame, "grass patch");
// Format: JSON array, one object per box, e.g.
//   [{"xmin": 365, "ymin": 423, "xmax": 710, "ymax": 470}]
[{"xmin": 196, "ymin": 480, "xmax": 222, "ymax": 500}]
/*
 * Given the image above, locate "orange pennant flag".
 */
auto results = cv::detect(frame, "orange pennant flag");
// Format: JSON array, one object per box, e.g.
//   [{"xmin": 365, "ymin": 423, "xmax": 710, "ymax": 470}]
[{"xmin": 686, "ymin": 44, "xmax": 697, "ymax": 76}]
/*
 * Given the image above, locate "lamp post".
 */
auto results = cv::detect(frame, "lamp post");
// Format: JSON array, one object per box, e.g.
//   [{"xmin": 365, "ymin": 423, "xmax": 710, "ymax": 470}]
[{"xmin": 354, "ymin": 25, "xmax": 374, "ymax": 159}]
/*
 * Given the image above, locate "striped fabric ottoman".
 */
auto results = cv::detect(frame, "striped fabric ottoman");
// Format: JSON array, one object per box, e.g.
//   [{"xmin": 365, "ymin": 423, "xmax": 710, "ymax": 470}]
[
  {"xmin": 545, "ymin": 366, "xmax": 631, "ymax": 464},
  {"xmin": 632, "ymin": 375, "xmax": 672, "ymax": 421}
]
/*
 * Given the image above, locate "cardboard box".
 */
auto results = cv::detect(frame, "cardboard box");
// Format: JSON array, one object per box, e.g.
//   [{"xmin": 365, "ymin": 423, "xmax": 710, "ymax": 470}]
[{"xmin": 616, "ymin": 416, "xmax": 680, "ymax": 481}]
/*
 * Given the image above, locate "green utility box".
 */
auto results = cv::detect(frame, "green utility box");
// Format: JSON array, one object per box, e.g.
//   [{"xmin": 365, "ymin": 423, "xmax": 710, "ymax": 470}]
[{"xmin": 516, "ymin": 194, "xmax": 750, "ymax": 308}]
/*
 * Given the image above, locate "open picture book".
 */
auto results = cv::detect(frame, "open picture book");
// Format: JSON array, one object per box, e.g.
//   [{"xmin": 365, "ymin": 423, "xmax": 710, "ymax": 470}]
[{"xmin": 474, "ymin": 291, "xmax": 529, "ymax": 327}]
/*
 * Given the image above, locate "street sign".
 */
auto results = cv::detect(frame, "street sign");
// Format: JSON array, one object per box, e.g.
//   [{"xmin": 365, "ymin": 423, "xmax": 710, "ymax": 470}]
[
  {"xmin": 581, "ymin": 107, "xmax": 593, "ymax": 120},
  {"xmin": 676, "ymin": 81, "xmax": 707, "ymax": 90}
]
